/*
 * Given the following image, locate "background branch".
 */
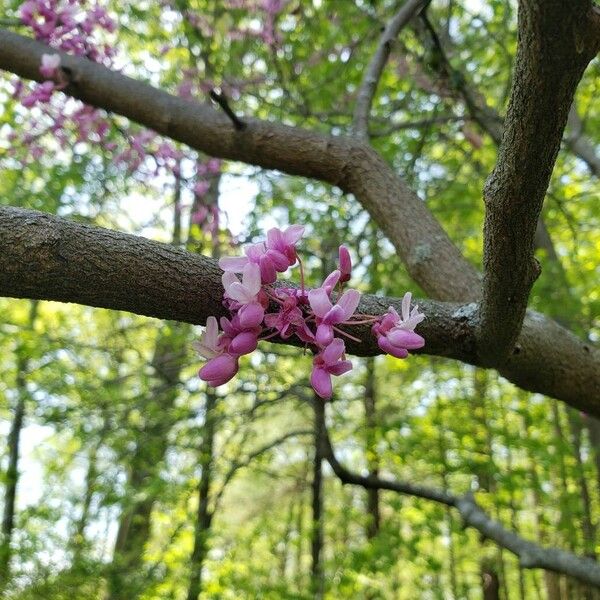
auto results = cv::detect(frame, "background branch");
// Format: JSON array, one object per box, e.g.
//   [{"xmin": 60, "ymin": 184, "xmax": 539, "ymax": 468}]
[
  {"xmin": 322, "ymin": 422, "xmax": 600, "ymax": 587},
  {"xmin": 353, "ymin": 0, "xmax": 429, "ymax": 139}
]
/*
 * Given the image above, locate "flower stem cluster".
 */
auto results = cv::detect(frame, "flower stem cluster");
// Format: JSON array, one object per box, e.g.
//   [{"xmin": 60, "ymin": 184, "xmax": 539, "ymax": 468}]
[{"xmin": 194, "ymin": 226, "xmax": 425, "ymax": 399}]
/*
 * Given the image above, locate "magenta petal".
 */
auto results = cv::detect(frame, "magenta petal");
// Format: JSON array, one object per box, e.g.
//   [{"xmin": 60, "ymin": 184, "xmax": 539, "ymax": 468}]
[
  {"xmin": 308, "ymin": 288, "xmax": 332, "ymax": 318},
  {"xmin": 377, "ymin": 337, "xmax": 408, "ymax": 359},
  {"xmin": 229, "ymin": 331, "xmax": 259, "ymax": 355},
  {"xmin": 387, "ymin": 329, "xmax": 425, "ymax": 349},
  {"xmin": 322, "ymin": 270, "xmax": 341, "ymax": 295},
  {"xmin": 238, "ymin": 302, "xmax": 265, "ymax": 329},
  {"xmin": 338, "ymin": 245, "xmax": 351, "ymax": 281},
  {"xmin": 267, "ymin": 249, "xmax": 289, "ymax": 271},
  {"xmin": 219, "ymin": 256, "xmax": 248, "ymax": 272},
  {"xmin": 283, "ymin": 224, "xmax": 304, "ymax": 244},
  {"xmin": 311, "ymin": 367, "xmax": 333, "ymax": 399},
  {"xmin": 259, "ymin": 256, "xmax": 277, "ymax": 284},
  {"xmin": 199, "ymin": 354, "xmax": 239, "ymax": 383},
  {"xmin": 316, "ymin": 323, "xmax": 334, "ymax": 347},
  {"xmin": 329, "ymin": 359, "xmax": 353, "ymax": 376},
  {"xmin": 322, "ymin": 338, "xmax": 345, "ymax": 364},
  {"xmin": 337, "ymin": 289, "xmax": 361, "ymax": 320}
]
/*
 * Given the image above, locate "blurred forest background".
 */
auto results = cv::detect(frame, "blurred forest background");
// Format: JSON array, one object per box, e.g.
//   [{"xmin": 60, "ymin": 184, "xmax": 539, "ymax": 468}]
[{"xmin": 0, "ymin": 0, "xmax": 599, "ymax": 598}]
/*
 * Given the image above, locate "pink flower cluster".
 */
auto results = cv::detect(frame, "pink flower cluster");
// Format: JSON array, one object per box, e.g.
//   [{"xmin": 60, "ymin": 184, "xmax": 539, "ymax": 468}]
[{"xmin": 194, "ymin": 226, "xmax": 425, "ymax": 399}]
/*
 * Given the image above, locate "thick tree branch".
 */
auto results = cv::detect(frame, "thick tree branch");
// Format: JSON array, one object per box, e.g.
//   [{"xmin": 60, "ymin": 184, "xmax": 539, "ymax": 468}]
[
  {"xmin": 0, "ymin": 206, "xmax": 598, "ymax": 415},
  {"xmin": 321, "ymin": 425, "xmax": 600, "ymax": 587},
  {"xmin": 479, "ymin": 1, "xmax": 600, "ymax": 363},
  {"xmin": 353, "ymin": 0, "xmax": 428, "ymax": 139},
  {"xmin": 0, "ymin": 27, "xmax": 479, "ymax": 303}
]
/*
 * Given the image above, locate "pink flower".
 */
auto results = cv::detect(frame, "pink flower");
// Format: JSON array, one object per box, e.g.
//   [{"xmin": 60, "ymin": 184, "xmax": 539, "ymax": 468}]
[
  {"xmin": 266, "ymin": 224, "xmax": 304, "ymax": 265},
  {"xmin": 310, "ymin": 339, "xmax": 353, "ymax": 399},
  {"xmin": 220, "ymin": 314, "xmax": 261, "ymax": 355},
  {"xmin": 195, "ymin": 317, "xmax": 240, "ymax": 387},
  {"xmin": 21, "ymin": 81, "xmax": 55, "ymax": 107},
  {"xmin": 372, "ymin": 292, "xmax": 425, "ymax": 358},
  {"xmin": 192, "ymin": 316, "xmax": 222, "ymax": 359},
  {"xmin": 308, "ymin": 286, "xmax": 361, "ymax": 346},
  {"xmin": 264, "ymin": 291, "xmax": 314, "ymax": 341},
  {"xmin": 222, "ymin": 263, "xmax": 262, "ymax": 305},
  {"xmin": 193, "ymin": 180, "xmax": 210, "ymax": 197},
  {"xmin": 40, "ymin": 53, "xmax": 61, "ymax": 79},
  {"xmin": 219, "ymin": 224, "xmax": 304, "ymax": 284},
  {"xmin": 338, "ymin": 245, "xmax": 352, "ymax": 283}
]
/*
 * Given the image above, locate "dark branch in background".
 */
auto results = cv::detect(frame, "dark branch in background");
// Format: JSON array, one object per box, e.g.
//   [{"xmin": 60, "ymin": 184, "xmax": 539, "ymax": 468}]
[
  {"xmin": 479, "ymin": 0, "xmax": 600, "ymax": 364},
  {"xmin": 0, "ymin": 27, "xmax": 480, "ymax": 303},
  {"xmin": 353, "ymin": 0, "xmax": 429, "ymax": 139},
  {"xmin": 566, "ymin": 105, "xmax": 600, "ymax": 177},
  {"xmin": 1, "ymin": 206, "xmax": 598, "ymax": 415},
  {"xmin": 208, "ymin": 89, "xmax": 246, "ymax": 131},
  {"xmin": 321, "ymin": 421, "xmax": 600, "ymax": 588}
]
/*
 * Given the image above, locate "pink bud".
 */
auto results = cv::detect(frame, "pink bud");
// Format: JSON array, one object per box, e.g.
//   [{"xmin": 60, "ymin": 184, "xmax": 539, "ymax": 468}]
[{"xmin": 338, "ymin": 245, "xmax": 351, "ymax": 283}]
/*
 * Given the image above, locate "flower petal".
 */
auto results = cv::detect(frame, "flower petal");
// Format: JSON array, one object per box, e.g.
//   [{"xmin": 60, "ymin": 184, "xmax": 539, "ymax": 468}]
[
  {"xmin": 315, "ymin": 323, "xmax": 334, "ymax": 347},
  {"xmin": 377, "ymin": 336, "xmax": 408, "ymax": 358},
  {"xmin": 229, "ymin": 331, "xmax": 259, "ymax": 355},
  {"xmin": 283, "ymin": 224, "xmax": 304, "ymax": 245},
  {"xmin": 308, "ymin": 288, "xmax": 333, "ymax": 318},
  {"xmin": 401, "ymin": 292, "xmax": 412, "ymax": 321},
  {"xmin": 329, "ymin": 359, "xmax": 352, "ymax": 376},
  {"xmin": 238, "ymin": 302, "xmax": 265, "ymax": 329},
  {"xmin": 198, "ymin": 354, "xmax": 238, "ymax": 383},
  {"xmin": 242, "ymin": 262, "xmax": 262, "ymax": 296},
  {"xmin": 337, "ymin": 289, "xmax": 361, "ymax": 321},
  {"xmin": 310, "ymin": 366, "xmax": 332, "ymax": 399},
  {"xmin": 219, "ymin": 256, "xmax": 248, "ymax": 272},
  {"xmin": 387, "ymin": 329, "xmax": 425, "ymax": 350},
  {"xmin": 322, "ymin": 338, "xmax": 345, "ymax": 365}
]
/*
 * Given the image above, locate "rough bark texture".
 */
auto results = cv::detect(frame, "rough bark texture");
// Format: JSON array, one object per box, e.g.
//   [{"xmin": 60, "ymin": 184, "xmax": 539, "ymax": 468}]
[
  {"xmin": 0, "ymin": 27, "xmax": 480, "ymax": 303},
  {"xmin": 480, "ymin": 0, "xmax": 600, "ymax": 363},
  {"xmin": 0, "ymin": 206, "xmax": 598, "ymax": 414}
]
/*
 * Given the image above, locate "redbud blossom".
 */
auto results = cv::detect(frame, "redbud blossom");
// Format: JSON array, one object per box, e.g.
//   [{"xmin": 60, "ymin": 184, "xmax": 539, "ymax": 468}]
[
  {"xmin": 338, "ymin": 245, "xmax": 352, "ymax": 283},
  {"xmin": 40, "ymin": 53, "xmax": 61, "ymax": 79}
]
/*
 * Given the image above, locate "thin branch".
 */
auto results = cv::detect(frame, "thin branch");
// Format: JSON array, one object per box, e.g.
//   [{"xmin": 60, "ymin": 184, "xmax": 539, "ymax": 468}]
[
  {"xmin": 321, "ymin": 424, "xmax": 600, "ymax": 587},
  {"xmin": 353, "ymin": 0, "xmax": 429, "ymax": 139},
  {"xmin": 208, "ymin": 89, "xmax": 246, "ymax": 131},
  {"xmin": 479, "ymin": 1, "xmax": 600, "ymax": 363},
  {"xmin": 0, "ymin": 27, "xmax": 480, "ymax": 302},
  {"xmin": 0, "ymin": 206, "xmax": 598, "ymax": 414}
]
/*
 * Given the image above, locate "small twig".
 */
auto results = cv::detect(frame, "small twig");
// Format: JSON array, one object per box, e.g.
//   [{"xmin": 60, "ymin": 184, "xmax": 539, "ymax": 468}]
[{"xmin": 209, "ymin": 89, "xmax": 246, "ymax": 131}]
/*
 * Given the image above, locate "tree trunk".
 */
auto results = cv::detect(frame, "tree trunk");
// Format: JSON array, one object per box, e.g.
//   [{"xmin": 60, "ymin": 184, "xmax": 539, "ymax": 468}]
[
  {"xmin": 186, "ymin": 390, "xmax": 217, "ymax": 600},
  {"xmin": 311, "ymin": 394, "xmax": 325, "ymax": 599},
  {"xmin": 363, "ymin": 357, "xmax": 380, "ymax": 539},
  {"xmin": 0, "ymin": 301, "xmax": 38, "ymax": 588}
]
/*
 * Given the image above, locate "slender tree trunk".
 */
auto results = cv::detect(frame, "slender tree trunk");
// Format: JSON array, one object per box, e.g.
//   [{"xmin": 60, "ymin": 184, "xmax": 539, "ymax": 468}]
[
  {"xmin": 472, "ymin": 369, "xmax": 506, "ymax": 600},
  {"xmin": 585, "ymin": 416, "xmax": 600, "ymax": 499},
  {"xmin": 186, "ymin": 389, "xmax": 217, "ymax": 600},
  {"xmin": 0, "ymin": 301, "xmax": 38, "ymax": 588},
  {"xmin": 185, "ymin": 171, "xmax": 222, "ymax": 600},
  {"xmin": 363, "ymin": 357, "xmax": 380, "ymax": 539},
  {"xmin": 311, "ymin": 395, "xmax": 325, "ymax": 599},
  {"xmin": 107, "ymin": 176, "xmax": 189, "ymax": 600}
]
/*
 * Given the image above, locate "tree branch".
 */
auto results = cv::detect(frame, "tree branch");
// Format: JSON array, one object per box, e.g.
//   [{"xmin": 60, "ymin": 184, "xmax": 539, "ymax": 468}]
[
  {"xmin": 321, "ymin": 424, "xmax": 600, "ymax": 587},
  {"xmin": 0, "ymin": 27, "xmax": 479, "ymax": 303},
  {"xmin": 479, "ymin": 0, "xmax": 600, "ymax": 363},
  {"xmin": 0, "ymin": 206, "xmax": 598, "ymax": 415},
  {"xmin": 353, "ymin": 0, "xmax": 429, "ymax": 139}
]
